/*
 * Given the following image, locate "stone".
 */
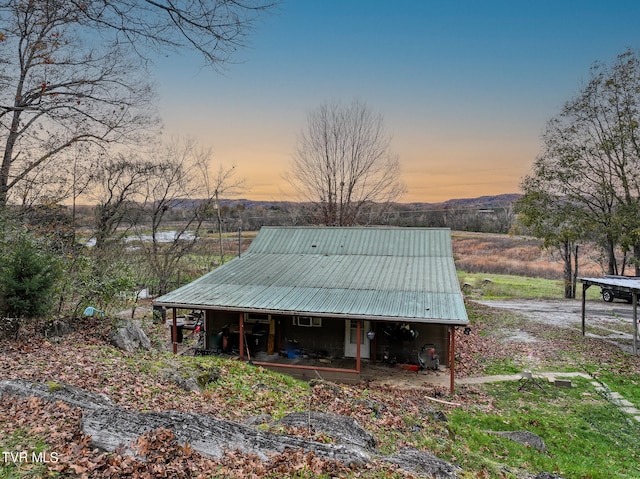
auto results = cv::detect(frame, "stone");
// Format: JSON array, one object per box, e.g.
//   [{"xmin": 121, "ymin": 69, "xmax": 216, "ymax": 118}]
[
  {"xmin": 278, "ymin": 411, "xmax": 377, "ymax": 451},
  {"xmin": 384, "ymin": 448, "xmax": 462, "ymax": 478},
  {"xmin": 489, "ymin": 430, "xmax": 547, "ymax": 452},
  {"xmin": 553, "ymin": 379, "xmax": 573, "ymax": 388},
  {"xmin": 110, "ymin": 320, "xmax": 152, "ymax": 353}
]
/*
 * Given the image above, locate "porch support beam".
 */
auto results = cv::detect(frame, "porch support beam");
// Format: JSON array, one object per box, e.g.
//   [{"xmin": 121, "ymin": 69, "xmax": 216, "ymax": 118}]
[
  {"xmin": 449, "ymin": 326, "xmax": 455, "ymax": 394},
  {"xmin": 239, "ymin": 312, "xmax": 245, "ymax": 360},
  {"xmin": 356, "ymin": 319, "xmax": 361, "ymax": 373},
  {"xmin": 253, "ymin": 362, "xmax": 360, "ymax": 375},
  {"xmin": 172, "ymin": 307, "xmax": 178, "ymax": 354}
]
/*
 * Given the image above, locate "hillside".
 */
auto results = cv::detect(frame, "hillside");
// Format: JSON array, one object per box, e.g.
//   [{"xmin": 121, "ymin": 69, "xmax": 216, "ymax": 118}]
[{"xmin": 217, "ymin": 193, "xmax": 522, "ymax": 211}]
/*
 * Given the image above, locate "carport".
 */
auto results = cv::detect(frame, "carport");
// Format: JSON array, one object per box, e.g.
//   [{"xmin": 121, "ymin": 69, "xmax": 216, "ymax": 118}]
[{"xmin": 579, "ymin": 276, "xmax": 640, "ymax": 354}]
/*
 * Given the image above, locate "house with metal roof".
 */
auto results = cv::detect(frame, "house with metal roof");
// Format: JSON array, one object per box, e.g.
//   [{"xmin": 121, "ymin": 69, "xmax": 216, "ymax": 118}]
[{"xmin": 154, "ymin": 226, "xmax": 469, "ymax": 390}]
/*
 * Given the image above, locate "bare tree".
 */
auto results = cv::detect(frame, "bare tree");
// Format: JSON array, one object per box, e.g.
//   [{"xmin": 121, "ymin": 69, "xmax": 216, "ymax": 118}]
[
  {"xmin": 90, "ymin": 153, "xmax": 157, "ymax": 251},
  {"xmin": 0, "ymin": 0, "xmax": 156, "ymax": 206},
  {"xmin": 287, "ymin": 99, "xmax": 406, "ymax": 226},
  {"xmin": 130, "ymin": 138, "xmax": 241, "ymax": 294},
  {"xmin": 200, "ymin": 163, "xmax": 245, "ymax": 265},
  {"xmin": 0, "ymin": 0, "xmax": 277, "ymax": 207},
  {"xmin": 520, "ymin": 49, "xmax": 640, "ymax": 276},
  {"xmin": 73, "ymin": 0, "xmax": 277, "ymax": 69}
]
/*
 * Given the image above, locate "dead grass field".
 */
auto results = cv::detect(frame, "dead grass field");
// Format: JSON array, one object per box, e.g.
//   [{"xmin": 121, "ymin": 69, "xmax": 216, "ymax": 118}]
[{"xmin": 451, "ymin": 231, "xmax": 604, "ymax": 279}]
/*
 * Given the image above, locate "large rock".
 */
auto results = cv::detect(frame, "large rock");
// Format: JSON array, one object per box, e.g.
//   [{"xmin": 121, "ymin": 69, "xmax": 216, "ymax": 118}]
[
  {"xmin": 83, "ymin": 407, "xmax": 371, "ymax": 465},
  {"xmin": 488, "ymin": 430, "xmax": 547, "ymax": 452},
  {"xmin": 110, "ymin": 320, "xmax": 152, "ymax": 353},
  {"xmin": 384, "ymin": 448, "xmax": 462, "ymax": 478},
  {"xmin": 278, "ymin": 411, "xmax": 377, "ymax": 451},
  {"xmin": 0, "ymin": 378, "xmax": 463, "ymax": 477},
  {"xmin": 0, "ymin": 379, "xmax": 369, "ymax": 466},
  {"xmin": 0, "ymin": 378, "xmax": 114, "ymax": 411}
]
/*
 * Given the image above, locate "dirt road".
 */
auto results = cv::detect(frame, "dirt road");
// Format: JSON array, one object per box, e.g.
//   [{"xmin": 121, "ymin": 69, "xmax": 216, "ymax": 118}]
[{"xmin": 473, "ymin": 298, "xmax": 639, "ymax": 353}]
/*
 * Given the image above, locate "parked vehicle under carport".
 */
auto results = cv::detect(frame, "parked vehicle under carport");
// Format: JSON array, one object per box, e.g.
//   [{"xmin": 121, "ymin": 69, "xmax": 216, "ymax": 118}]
[
  {"xmin": 600, "ymin": 275, "xmax": 640, "ymax": 303},
  {"xmin": 601, "ymin": 287, "xmax": 632, "ymax": 303}
]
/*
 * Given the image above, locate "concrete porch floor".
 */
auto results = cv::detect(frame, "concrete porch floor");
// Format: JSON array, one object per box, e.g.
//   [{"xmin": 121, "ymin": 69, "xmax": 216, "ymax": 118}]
[{"xmin": 249, "ymin": 352, "xmax": 453, "ymax": 388}]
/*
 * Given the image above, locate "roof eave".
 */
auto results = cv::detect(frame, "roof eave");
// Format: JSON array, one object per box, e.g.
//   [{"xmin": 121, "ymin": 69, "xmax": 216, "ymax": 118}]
[{"xmin": 151, "ymin": 301, "xmax": 469, "ymax": 326}]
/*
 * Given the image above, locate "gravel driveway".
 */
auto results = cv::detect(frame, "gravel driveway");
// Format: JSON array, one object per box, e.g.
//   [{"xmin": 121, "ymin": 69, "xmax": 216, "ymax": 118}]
[{"xmin": 473, "ymin": 298, "xmax": 639, "ymax": 353}]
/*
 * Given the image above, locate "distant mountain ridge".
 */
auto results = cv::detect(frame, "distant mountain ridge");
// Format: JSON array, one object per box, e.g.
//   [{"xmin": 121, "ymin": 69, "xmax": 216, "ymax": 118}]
[
  {"xmin": 407, "ymin": 193, "xmax": 521, "ymax": 209},
  {"xmin": 221, "ymin": 193, "xmax": 521, "ymax": 210}
]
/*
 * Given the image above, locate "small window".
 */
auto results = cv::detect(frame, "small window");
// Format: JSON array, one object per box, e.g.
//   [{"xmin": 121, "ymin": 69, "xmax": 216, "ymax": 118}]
[
  {"xmin": 245, "ymin": 313, "xmax": 270, "ymax": 324},
  {"xmin": 293, "ymin": 316, "xmax": 322, "ymax": 327}
]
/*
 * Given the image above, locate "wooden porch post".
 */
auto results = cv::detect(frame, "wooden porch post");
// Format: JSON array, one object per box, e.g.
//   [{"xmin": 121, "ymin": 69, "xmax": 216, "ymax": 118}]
[
  {"xmin": 239, "ymin": 312, "xmax": 245, "ymax": 360},
  {"xmin": 449, "ymin": 326, "xmax": 455, "ymax": 394},
  {"xmin": 356, "ymin": 320, "xmax": 361, "ymax": 373},
  {"xmin": 371, "ymin": 322, "xmax": 377, "ymax": 362},
  {"xmin": 172, "ymin": 307, "xmax": 178, "ymax": 354}
]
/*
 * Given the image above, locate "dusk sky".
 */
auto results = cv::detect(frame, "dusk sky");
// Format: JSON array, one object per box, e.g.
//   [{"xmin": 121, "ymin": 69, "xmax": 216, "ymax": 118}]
[{"xmin": 152, "ymin": 1, "xmax": 640, "ymax": 203}]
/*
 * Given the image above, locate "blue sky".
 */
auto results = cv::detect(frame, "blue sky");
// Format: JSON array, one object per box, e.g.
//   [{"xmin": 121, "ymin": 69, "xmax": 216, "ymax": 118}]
[{"xmin": 152, "ymin": 1, "xmax": 640, "ymax": 202}]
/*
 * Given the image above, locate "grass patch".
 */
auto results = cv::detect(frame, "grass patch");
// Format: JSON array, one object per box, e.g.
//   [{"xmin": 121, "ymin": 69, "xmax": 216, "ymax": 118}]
[
  {"xmin": 482, "ymin": 358, "xmax": 522, "ymax": 376},
  {"xmin": 594, "ymin": 371, "xmax": 640, "ymax": 405},
  {"xmin": 0, "ymin": 429, "xmax": 61, "ymax": 479},
  {"xmin": 459, "ymin": 272, "xmax": 602, "ymax": 300},
  {"xmin": 445, "ymin": 380, "xmax": 640, "ymax": 478}
]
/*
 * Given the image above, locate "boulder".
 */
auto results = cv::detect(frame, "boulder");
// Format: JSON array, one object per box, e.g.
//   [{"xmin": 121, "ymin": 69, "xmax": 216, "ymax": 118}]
[
  {"xmin": 0, "ymin": 378, "xmax": 465, "ymax": 477},
  {"xmin": 110, "ymin": 320, "xmax": 152, "ymax": 353},
  {"xmin": 163, "ymin": 363, "xmax": 220, "ymax": 393},
  {"xmin": 278, "ymin": 411, "xmax": 377, "ymax": 451},
  {"xmin": 489, "ymin": 430, "xmax": 547, "ymax": 452},
  {"xmin": 0, "ymin": 378, "xmax": 114, "ymax": 411},
  {"xmin": 83, "ymin": 407, "xmax": 371, "ymax": 465},
  {"xmin": 384, "ymin": 448, "xmax": 462, "ymax": 478}
]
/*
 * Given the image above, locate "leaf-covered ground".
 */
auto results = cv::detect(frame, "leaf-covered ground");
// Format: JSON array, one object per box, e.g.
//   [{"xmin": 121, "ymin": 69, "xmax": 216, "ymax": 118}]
[{"xmin": 1, "ymin": 301, "xmax": 639, "ymax": 478}]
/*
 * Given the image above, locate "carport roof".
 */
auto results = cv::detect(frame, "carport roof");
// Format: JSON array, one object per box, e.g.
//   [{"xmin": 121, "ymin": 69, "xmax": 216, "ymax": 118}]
[
  {"xmin": 579, "ymin": 276, "xmax": 640, "ymax": 292},
  {"xmin": 154, "ymin": 226, "xmax": 469, "ymax": 325}
]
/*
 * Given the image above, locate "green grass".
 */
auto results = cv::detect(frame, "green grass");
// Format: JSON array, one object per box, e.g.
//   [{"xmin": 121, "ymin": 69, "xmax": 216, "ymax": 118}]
[
  {"xmin": 459, "ymin": 272, "xmax": 602, "ymax": 300},
  {"xmin": 443, "ymin": 379, "xmax": 640, "ymax": 479},
  {"xmin": 0, "ymin": 430, "xmax": 61, "ymax": 479}
]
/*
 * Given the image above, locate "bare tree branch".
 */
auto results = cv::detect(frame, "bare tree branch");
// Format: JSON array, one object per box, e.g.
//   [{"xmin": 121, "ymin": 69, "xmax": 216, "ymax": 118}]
[{"xmin": 286, "ymin": 99, "xmax": 406, "ymax": 226}]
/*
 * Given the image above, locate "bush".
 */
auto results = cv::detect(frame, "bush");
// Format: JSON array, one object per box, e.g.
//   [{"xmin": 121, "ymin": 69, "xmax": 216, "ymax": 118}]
[{"xmin": 0, "ymin": 236, "xmax": 60, "ymax": 321}]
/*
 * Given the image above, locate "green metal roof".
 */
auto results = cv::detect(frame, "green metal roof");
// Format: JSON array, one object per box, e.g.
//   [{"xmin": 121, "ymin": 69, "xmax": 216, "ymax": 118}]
[{"xmin": 154, "ymin": 227, "xmax": 468, "ymax": 325}]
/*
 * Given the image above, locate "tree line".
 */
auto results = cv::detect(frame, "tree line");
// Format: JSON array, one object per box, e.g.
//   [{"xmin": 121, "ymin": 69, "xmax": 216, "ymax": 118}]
[{"xmin": 516, "ymin": 49, "xmax": 640, "ymax": 298}]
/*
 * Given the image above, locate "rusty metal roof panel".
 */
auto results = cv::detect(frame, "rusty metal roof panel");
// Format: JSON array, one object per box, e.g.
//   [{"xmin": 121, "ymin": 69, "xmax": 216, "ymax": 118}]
[{"xmin": 155, "ymin": 227, "xmax": 468, "ymax": 324}]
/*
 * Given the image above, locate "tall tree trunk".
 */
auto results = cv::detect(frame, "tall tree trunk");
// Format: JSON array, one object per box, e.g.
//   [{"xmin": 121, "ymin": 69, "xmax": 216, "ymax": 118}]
[
  {"xmin": 634, "ymin": 243, "xmax": 640, "ymax": 276},
  {"xmin": 572, "ymin": 244, "xmax": 579, "ymax": 298},
  {"xmin": 606, "ymin": 240, "xmax": 617, "ymax": 275},
  {"xmin": 562, "ymin": 240, "xmax": 573, "ymax": 299}
]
